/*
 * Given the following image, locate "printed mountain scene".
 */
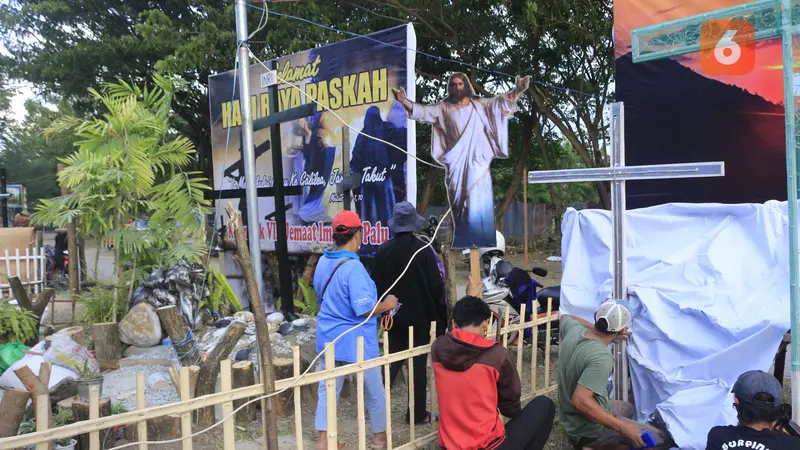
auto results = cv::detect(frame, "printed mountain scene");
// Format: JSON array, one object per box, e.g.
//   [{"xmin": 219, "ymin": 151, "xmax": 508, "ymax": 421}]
[{"xmin": 614, "ymin": 0, "xmax": 787, "ymax": 207}]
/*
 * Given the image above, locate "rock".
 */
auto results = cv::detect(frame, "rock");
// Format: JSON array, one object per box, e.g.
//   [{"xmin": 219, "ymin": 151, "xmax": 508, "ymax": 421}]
[
  {"xmin": 269, "ymin": 333, "xmax": 282, "ymax": 342},
  {"xmin": 292, "ymin": 318, "xmax": 312, "ymax": 327},
  {"xmin": 234, "ymin": 348, "xmax": 251, "ymax": 361},
  {"xmin": 234, "ymin": 311, "xmax": 254, "ymax": 323},
  {"xmin": 147, "ymin": 373, "xmax": 172, "ymax": 391},
  {"xmin": 268, "ymin": 322, "xmax": 280, "ymax": 334},
  {"xmin": 294, "ymin": 325, "xmax": 309, "ymax": 332},
  {"xmin": 267, "ymin": 312, "xmax": 284, "ymax": 324},
  {"xmin": 119, "ymin": 303, "xmax": 163, "ymax": 347},
  {"xmin": 278, "ymin": 323, "xmax": 293, "ymax": 336}
]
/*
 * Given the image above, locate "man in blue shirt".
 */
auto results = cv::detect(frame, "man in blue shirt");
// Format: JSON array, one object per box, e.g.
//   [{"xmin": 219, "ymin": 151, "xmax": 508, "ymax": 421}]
[{"xmin": 314, "ymin": 210, "xmax": 398, "ymax": 449}]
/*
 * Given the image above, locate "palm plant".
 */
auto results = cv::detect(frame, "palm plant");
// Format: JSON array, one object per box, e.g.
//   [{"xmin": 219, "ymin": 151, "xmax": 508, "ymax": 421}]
[{"xmin": 32, "ymin": 74, "xmax": 211, "ymax": 321}]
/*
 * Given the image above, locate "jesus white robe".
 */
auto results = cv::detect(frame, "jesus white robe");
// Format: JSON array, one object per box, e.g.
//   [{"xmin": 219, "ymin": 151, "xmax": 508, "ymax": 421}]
[{"xmin": 409, "ymin": 94, "xmax": 517, "ymax": 248}]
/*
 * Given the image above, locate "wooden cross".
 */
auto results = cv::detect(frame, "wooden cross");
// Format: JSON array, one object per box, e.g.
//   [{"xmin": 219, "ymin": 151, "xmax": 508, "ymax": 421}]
[
  {"xmin": 528, "ymin": 102, "xmax": 725, "ymax": 401},
  {"xmin": 206, "ymin": 91, "xmax": 313, "ymax": 314},
  {"xmin": 629, "ymin": 0, "xmax": 800, "ymax": 419}
]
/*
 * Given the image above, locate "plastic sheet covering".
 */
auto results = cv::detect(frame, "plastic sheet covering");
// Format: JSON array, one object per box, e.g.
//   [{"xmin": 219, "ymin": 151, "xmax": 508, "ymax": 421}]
[
  {"xmin": 130, "ymin": 260, "xmax": 208, "ymax": 327},
  {"xmin": 560, "ymin": 201, "xmax": 791, "ymax": 450}
]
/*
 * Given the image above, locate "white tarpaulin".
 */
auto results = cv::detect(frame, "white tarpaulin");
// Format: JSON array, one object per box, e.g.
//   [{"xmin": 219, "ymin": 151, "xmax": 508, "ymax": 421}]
[{"xmin": 560, "ymin": 201, "xmax": 791, "ymax": 450}]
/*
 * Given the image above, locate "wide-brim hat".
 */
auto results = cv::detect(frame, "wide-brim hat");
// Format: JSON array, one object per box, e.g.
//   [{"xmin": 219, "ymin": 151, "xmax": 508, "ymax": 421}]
[{"xmin": 388, "ymin": 201, "xmax": 424, "ymax": 233}]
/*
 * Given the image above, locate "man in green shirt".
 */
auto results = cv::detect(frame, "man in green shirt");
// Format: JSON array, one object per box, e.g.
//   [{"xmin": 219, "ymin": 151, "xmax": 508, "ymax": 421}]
[{"xmin": 557, "ymin": 301, "xmax": 671, "ymax": 450}]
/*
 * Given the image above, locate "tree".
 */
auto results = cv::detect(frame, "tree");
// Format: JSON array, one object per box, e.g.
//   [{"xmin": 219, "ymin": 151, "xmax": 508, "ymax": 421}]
[
  {"xmin": 31, "ymin": 74, "xmax": 211, "ymax": 320},
  {"xmin": 0, "ymin": 99, "xmax": 77, "ymax": 208}
]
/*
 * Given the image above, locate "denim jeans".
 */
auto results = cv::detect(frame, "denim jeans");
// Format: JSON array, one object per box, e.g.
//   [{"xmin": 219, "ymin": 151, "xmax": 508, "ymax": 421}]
[{"xmin": 314, "ymin": 360, "xmax": 387, "ymax": 433}]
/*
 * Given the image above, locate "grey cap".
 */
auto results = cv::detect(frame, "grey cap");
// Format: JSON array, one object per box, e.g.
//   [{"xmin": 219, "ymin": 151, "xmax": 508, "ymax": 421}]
[
  {"xmin": 595, "ymin": 300, "xmax": 632, "ymax": 333},
  {"xmin": 732, "ymin": 370, "xmax": 783, "ymax": 408},
  {"xmin": 388, "ymin": 201, "xmax": 425, "ymax": 233}
]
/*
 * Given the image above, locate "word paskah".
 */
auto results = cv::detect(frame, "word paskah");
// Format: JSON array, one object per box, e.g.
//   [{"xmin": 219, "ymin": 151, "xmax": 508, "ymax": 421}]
[
  {"xmin": 228, "ymin": 220, "xmax": 390, "ymax": 246},
  {"xmin": 220, "ymin": 68, "xmax": 389, "ymax": 129}
]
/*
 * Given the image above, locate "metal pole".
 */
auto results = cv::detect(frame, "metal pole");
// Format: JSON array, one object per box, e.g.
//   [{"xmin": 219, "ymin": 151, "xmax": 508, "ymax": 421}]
[
  {"xmin": 234, "ymin": 0, "xmax": 265, "ymax": 305},
  {"xmin": 610, "ymin": 102, "xmax": 629, "ymax": 403},
  {"xmin": 1, "ymin": 168, "xmax": 8, "ymax": 227},
  {"xmin": 780, "ymin": 0, "xmax": 800, "ymax": 422},
  {"xmin": 342, "ymin": 128, "xmax": 352, "ymax": 211},
  {"xmin": 267, "ymin": 59, "xmax": 295, "ymax": 316}
]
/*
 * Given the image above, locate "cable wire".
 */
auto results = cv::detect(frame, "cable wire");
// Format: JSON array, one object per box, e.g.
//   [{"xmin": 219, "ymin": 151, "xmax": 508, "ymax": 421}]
[{"xmin": 246, "ymin": 2, "xmax": 600, "ymax": 99}]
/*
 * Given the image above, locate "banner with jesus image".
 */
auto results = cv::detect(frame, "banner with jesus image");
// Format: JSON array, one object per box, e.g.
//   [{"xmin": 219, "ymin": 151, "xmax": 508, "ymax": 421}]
[{"xmin": 393, "ymin": 73, "xmax": 530, "ymax": 248}]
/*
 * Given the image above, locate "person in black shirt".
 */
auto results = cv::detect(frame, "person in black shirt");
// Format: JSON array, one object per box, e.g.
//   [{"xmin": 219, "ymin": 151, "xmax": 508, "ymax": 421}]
[
  {"xmin": 706, "ymin": 370, "xmax": 799, "ymax": 450},
  {"xmin": 371, "ymin": 201, "xmax": 447, "ymax": 425}
]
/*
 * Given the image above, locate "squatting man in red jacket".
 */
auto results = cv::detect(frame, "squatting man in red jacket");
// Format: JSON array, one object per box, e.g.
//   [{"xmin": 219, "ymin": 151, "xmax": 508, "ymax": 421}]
[{"xmin": 431, "ymin": 276, "xmax": 556, "ymax": 450}]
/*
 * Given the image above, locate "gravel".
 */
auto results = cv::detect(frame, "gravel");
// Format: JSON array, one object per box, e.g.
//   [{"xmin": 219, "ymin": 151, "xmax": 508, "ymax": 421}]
[{"xmin": 101, "ymin": 364, "xmax": 180, "ymax": 411}]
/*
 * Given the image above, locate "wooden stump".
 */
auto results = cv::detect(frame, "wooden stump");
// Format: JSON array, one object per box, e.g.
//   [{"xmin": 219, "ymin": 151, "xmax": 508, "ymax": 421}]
[
  {"xmin": 0, "ymin": 389, "xmax": 30, "ymax": 437},
  {"xmin": 232, "ymin": 361, "xmax": 256, "ymax": 423},
  {"xmin": 14, "ymin": 362, "xmax": 52, "ymax": 433},
  {"xmin": 92, "ymin": 323, "xmax": 121, "ymax": 370},
  {"xmin": 157, "ymin": 305, "xmax": 195, "ymax": 366},
  {"xmin": 72, "ymin": 397, "xmax": 113, "ymax": 450},
  {"xmin": 123, "ymin": 414, "xmax": 181, "ymax": 442},
  {"xmin": 55, "ymin": 326, "xmax": 85, "ymax": 346},
  {"xmin": 194, "ymin": 321, "xmax": 246, "ymax": 428}
]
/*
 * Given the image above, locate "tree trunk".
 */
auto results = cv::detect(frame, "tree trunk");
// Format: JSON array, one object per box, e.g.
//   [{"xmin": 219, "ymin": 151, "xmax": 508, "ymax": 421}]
[
  {"xmin": 72, "ymin": 397, "xmax": 114, "ymax": 450},
  {"xmin": 123, "ymin": 414, "xmax": 181, "ymax": 443},
  {"xmin": 418, "ymin": 170, "xmax": 437, "ymax": 214},
  {"xmin": 194, "ymin": 321, "xmax": 246, "ymax": 428},
  {"xmin": 0, "ymin": 389, "xmax": 29, "ymax": 437},
  {"xmin": 439, "ymin": 216, "xmax": 460, "ymax": 326},
  {"xmin": 533, "ymin": 116, "xmax": 564, "ymax": 235},
  {"xmin": 495, "ymin": 117, "xmax": 534, "ymax": 230},
  {"xmin": 92, "ymin": 323, "xmax": 121, "ymax": 370},
  {"xmin": 294, "ymin": 254, "xmax": 320, "ymax": 314},
  {"xmin": 157, "ymin": 305, "xmax": 196, "ymax": 366},
  {"xmin": 226, "ymin": 202, "xmax": 279, "ymax": 450},
  {"xmin": 232, "ymin": 361, "xmax": 257, "ymax": 423},
  {"xmin": 78, "ymin": 237, "xmax": 87, "ymax": 282},
  {"xmin": 14, "ymin": 362, "xmax": 52, "ymax": 449},
  {"xmin": 55, "ymin": 326, "xmax": 85, "ymax": 346}
]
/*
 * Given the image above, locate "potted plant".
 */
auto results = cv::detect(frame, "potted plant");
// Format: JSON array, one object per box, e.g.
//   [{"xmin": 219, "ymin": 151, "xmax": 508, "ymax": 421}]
[
  {"xmin": 52, "ymin": 407, "xmax": 77, "ymax": 450},
  {"xmin": 75, "ymin": 359, "xmax": 103, "ymax": 402}
]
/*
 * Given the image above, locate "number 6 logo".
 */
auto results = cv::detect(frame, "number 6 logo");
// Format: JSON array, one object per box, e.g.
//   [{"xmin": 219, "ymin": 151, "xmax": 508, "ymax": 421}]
[{"xmin": 700, "ymin": 20, "xmax": 755, "ymax": 75}]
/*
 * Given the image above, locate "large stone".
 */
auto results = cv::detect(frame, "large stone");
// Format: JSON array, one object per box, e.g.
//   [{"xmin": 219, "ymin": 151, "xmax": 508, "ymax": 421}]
[{"xmin": 119, "ymin": 303, "xmax": 163, "ymax": 347}]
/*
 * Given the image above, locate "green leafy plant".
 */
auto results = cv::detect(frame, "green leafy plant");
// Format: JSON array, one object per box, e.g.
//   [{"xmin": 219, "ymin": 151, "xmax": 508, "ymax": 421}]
[
  {"xmin": 111, "ymin": 403, "xmax": 129, "ymax": 415},
  {"xmin": 0, "ymin": 302, "xmax": 38, "ymax": 343},
  {"xmin": 295, "ymin": 279, "xmax": 318, "ymax": 317},
  {"xmin": 75, "ymin": 358, "xmax": 101, "ymax": 380},
  {"xmin": 32, "ymin": 74, "xmax": 211, "ymax": 321},
  {"xmin": 204, "ymin": 268, "xmax": 242, "ymax": 313},
  {"xmin": 52, "ymin": 407, "xmax": 75, "ymax": 447},
  {"xmin": 81, "ymin": 286, "xmax": 128, "ymax": 325}
]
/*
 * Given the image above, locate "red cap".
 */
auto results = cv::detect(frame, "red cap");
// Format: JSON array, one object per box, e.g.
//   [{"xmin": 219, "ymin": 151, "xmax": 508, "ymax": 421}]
[{"xmin": 332, "ymin": 210, "xmax": 363, "ymax": 234}]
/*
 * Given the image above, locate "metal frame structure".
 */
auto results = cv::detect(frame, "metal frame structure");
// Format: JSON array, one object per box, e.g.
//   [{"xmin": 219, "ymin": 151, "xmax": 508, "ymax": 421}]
[
  {"xmin": 528, "ymin": 102, "xmax": 725, "ymax": 401},
  {"xmin": 630, "ymin": 0, "xmax": 800, "ymax": 421}
]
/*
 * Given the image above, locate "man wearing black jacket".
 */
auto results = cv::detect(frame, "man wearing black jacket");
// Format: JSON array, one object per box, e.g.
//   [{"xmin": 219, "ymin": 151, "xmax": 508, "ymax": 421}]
[{"xmin": 371, "ymin": 201, "xmax": 447, "ymax": 424}]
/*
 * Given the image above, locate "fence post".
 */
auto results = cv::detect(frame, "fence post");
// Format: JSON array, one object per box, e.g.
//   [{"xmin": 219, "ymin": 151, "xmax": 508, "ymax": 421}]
[
  {"xmin": 221, "ymin": 360, "xmax": 235, "ymax": 450},
  {"xmin": 136, "ymin": 374, "xmax": 147, "ymax": 450},
  {"xmin": 292, "ymin": 346, "xmax": 305, "ymax": 450},
  {"xmin": 408, "ymin": 326, "xmax": 415, "ymax": 442},
  {"xmin": 383, "ymin": 334, "xmax": 393, "ymax": 450},
  {"xmin": 89, "ymin": 385, "xmax": 100, "ymax": 450},
  {"xmin": 325, "ymin": 344, "xmax": 338, "ymax": 450},
  {"xmin": 35, "ymin": 394, "xmax": 51, "ymax": 450},
  {"xmin": 179, "ymin": 367, "xmax": 193, "ymax": 450},
  {"xmin": 531, "ymin": 310, "xmax": 539, "ymax": 393},
  {"xmin": 544, "ymin": 298, "xmax": 553, "ymax": 389},
  {"xmin": 517, "ymin": 304, "xmax": 526, "ymax": 376},
  {"xmin": 502, "ymin": 306, "xmax": 511, "ymax": 348},
  {"xmin": 356, "ymin": 337, "xmax": 366, "ymax": 450},
  {"xmin": 429, "ymin": 322, "xmax": 438, "ymax": 419}
]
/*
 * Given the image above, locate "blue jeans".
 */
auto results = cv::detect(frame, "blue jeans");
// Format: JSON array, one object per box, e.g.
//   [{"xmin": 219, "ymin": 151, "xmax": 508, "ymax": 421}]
[{"xmin": 314, "ymin": 360, "xmax": 387, "ymax": 433}]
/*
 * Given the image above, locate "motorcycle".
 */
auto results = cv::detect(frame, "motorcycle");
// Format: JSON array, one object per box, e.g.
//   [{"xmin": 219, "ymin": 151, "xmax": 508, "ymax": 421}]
[
  {"xmin": 44, "ymin": 245, "xmax": 69, "ymax": 289},
  {"xmin": 482, "ymin": 256, "xmax": 561, "ymax": 348},
  {"xmin": 463, "ymin": 231, "xmax": 506, "ymax": 277}
]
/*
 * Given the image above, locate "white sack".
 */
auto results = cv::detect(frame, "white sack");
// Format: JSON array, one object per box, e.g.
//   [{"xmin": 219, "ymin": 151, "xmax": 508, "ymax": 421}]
[
  {"xmin": 560, "ymin": 201, "xmax": 791, "ymax": 450},
  {"xmin": 0, "ymin": 342, "xmax": 79, "ymax": 390}
]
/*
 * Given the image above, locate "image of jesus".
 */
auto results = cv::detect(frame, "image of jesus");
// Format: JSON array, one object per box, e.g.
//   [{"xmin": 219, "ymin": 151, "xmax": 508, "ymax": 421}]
[{"xmin": 393, "ymin": 73, "xmax": 530, "ymax": 248}]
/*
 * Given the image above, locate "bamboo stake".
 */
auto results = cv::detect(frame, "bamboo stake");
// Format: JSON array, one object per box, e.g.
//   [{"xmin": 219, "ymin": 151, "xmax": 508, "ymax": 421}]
[
  {"xmin": 292, "ymin": 347, "xmax": 305, "ymax": 450},
  {"xmin": 136, "ymin": 374, "xmax": 147, "ymax": 450},
  {"xmin": 502, "ymin": 306, "xmax": 511, "ymax": 348},
  {"xmin": 36, "ymin": 394, "xmax": 51, "ymax": 450},
  {"xmin": 531, "ymin": 310, "xmax": 539, "ymax": 392},
  {"xmin": 356, "ymin": 337, "xmax": 366, "ymax": 450},
  {"xmin": 408, "ymin": 326, "xmax": 415, "ymax": 442},
  {"xmin": 325, "ymin": 343, "xmax": 338, "ymax": 450},
  {"xmin": 179, "ymin": 367, "xmax": 193, "ymax": 450},
  {"xmin": 517, "ymin": 304, "xmax": 526, "ymax": 377},
  {"xmin": 89, "ymin": 385, "xmax": 99, "ymax": 450},
  {"xmin": 226, "ymin": 202, "xmax": 278, "ymax": 450},
  {"xmin": 383, "ymin": 334, "xmax": 393, "ymax": 450},
  {"xmin": 221, "ymin": 360, "xmax": 235, "ymax": 450},
  {"xmin": 524, "ymin": 166, "xmax": 529, "ymax": 268},
  {"xmin": 544, "ymin": 298, "xmax": 553, "ymax": 389},
  {"xmin": 428, "ymin": 322, "xmax": 438, "ymax": 419}
]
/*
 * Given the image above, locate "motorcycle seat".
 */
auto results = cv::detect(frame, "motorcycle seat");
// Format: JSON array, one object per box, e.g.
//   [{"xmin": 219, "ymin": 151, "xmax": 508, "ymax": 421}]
[{"xmin": 536, "ymin": 286, "xmax": 561, "ymax": 312}]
